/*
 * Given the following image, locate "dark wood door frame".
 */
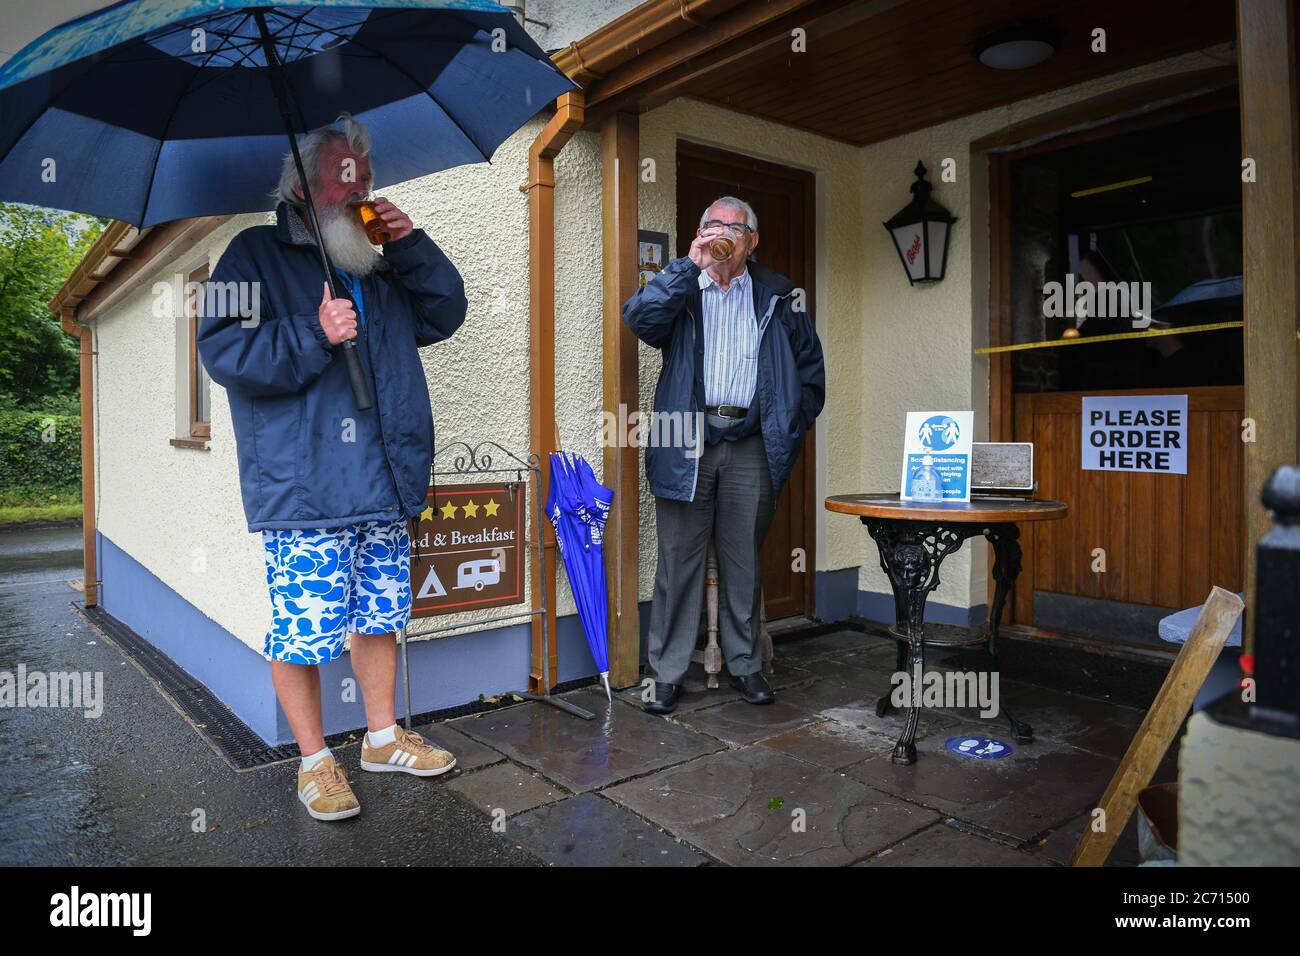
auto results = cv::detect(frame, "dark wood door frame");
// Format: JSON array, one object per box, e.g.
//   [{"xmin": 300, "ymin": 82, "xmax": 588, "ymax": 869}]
[
  {"xmin": 977, "ymin": 75, "xmax": 1242, "ymax": 626},
  {"xmin": 675, "ymin": 139, "xmax": 818, "ymax": 621}
]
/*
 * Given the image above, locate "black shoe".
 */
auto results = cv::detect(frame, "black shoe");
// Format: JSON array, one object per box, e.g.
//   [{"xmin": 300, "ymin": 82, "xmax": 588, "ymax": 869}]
[
  {"xmin": 728, "ymin": 671, "xmax": 775, "ymax": 705},
  {"xmin": 643, "ymin": 681, "xmax": 681, "ymax": 715}
]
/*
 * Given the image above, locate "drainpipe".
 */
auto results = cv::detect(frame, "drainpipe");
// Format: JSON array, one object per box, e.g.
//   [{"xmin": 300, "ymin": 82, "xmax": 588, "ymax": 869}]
[
  {"xmin": 60, "ymin": 309, "xmax": 98, "ymax": 607},
  {"xmin": 523, "ymin": 90, "xmax": 584, "ymax": 692}
]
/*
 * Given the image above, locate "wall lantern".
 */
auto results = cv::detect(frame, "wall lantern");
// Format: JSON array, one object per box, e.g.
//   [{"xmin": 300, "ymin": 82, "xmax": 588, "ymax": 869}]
[{"xmin": 883, "ymin": 161, "xmax": 957, "ymax": 285}]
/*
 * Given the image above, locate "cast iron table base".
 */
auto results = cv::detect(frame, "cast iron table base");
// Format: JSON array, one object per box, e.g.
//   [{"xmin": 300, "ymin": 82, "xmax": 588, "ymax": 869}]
[{"xmin": 864, "ymin": 518, "xmax": 1033, "ymax": 764}]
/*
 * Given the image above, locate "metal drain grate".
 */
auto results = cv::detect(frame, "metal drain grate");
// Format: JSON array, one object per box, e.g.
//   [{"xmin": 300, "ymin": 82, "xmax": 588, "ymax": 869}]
[{"xmin": 76, "ymin": 603, "xmax": 597, "ymax": 771}]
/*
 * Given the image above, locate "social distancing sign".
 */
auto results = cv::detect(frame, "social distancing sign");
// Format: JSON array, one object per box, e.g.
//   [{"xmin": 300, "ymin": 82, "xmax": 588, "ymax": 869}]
[{"xmin": 1081, "ymin": 395, "xmax": 1188, "ymax": 474}]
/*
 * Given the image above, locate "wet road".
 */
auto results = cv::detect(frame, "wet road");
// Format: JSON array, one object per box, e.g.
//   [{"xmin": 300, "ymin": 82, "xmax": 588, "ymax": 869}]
[{"xmin": 0, "ymin": 525, "xmax": 539, "ymax": 866}]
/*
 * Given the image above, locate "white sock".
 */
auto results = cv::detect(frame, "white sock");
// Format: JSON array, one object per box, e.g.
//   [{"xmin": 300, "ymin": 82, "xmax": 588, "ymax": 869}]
[
  {"xmin": 367, "ymin": 724, "xmax": 398, "ymax": 747},
  {"xmin": 301, "ymin": 746, "xmax": 332, "ymax": 772}
]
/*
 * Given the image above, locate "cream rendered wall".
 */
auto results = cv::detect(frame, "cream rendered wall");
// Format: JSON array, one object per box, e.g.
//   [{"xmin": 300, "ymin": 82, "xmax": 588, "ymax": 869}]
[
  {"xmin": 525, "ymin": 0, "xmax": 642, "ymax": 50},
  {"xmin": 853, "ymin": 43, "xmax": 1236, "ymax": 613},
  {"xmin": 635, "ymin": 97, "xmax": 866, "ymax": 602}
]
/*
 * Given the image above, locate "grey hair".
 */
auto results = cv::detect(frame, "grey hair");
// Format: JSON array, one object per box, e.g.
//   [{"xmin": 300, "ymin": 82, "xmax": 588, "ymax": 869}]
[
  {"xmin": 275, "ymin": 112, "xmax": 372, "ymax": 206},
  {"xmin": 700, "ymin": 196, "xmax": 758, "ymax": 232}
]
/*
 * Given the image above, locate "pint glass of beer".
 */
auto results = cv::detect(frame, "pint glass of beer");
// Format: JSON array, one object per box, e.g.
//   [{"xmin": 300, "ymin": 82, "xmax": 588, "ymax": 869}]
[
  {"xmin": 349, "ymin": 198, "xmax": 391, "ymax": 245},
  {"xmin": 707, "ymin": 235, "xmax": 735, "ymax": 260}
]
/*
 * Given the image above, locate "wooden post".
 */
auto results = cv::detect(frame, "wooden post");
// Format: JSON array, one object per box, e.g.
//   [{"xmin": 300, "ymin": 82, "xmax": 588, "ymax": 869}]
[
  {"xmin": 526, "ymin": 93, "xmax": 584, "ymax": 691},
  {"xmin": 600, "ymin": 111, "xmax": 642, "ymax": 689},
  {"xmin": 1237, "ymin": 0, "xmax": 1300, "ymax": 655},
  {"xmin": 1069, "ymin": 586, "xmax": 1244, "ymax": 867},
  {"xmin": 77, "ymin": 320, "xmax": 97, "ymax": 607}
]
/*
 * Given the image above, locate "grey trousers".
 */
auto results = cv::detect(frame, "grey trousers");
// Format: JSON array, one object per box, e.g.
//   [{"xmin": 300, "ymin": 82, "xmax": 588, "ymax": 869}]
[{"xmin": 647, "ymin": 429, "xmax": 775, "ymax": 684}]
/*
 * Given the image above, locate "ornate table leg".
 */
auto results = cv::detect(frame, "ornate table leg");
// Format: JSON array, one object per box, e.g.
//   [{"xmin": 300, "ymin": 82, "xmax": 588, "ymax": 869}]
[
  {"xmin": 984, "ymin": 523, "xmax": 1033, "ymax": 742},
  {"xmin": 875, "ymin": 636, "xmax": 908, "ymax": 718},
  {"xmin": 864, "ymin": 519, "xmax": 975, "ymax": 764}
]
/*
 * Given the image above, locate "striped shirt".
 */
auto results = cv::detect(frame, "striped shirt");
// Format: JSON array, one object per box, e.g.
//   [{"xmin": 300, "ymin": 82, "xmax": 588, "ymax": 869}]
[{"xmin": 698, "ymin": 267, "xmax": 758, "ymax": 408}]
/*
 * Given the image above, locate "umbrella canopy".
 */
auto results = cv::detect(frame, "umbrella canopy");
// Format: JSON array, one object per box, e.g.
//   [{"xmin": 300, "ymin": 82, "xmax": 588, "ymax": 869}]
[
  {"xmin": 0, "ymin": 0, "xmax": 577, "ymax": 227},
  {"xmin": 546, "ymin": 452, "xmax": 613, "ymax": 700}
]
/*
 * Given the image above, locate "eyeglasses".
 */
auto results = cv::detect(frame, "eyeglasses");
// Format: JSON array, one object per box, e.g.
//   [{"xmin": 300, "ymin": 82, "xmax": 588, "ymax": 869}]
[{"xmin": 701, "ymin": 220, "xmax": 755, "ymax": 237}]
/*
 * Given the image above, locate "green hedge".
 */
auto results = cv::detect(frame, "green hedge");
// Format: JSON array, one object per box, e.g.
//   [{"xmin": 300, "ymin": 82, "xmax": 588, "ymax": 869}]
[{"xmin": 0, "ymin": 411, "xmax": 81, "ymax": 493}]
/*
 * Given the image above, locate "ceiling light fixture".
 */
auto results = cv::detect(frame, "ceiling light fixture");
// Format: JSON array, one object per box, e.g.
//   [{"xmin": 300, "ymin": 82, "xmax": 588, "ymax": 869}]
[{"xmin": 974, "ymin": 27, "xmax": 1058, "ymax": 70}]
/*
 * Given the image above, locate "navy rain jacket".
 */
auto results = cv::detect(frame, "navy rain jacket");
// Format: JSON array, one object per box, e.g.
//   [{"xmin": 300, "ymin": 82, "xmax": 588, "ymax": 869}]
[
  {"xmin": 621, "ymin": 255, "xmax": 826, "ymax": 501},
  {"xmin": 197, "ymin": 202, "xmax": 467, "ymax": 531}
]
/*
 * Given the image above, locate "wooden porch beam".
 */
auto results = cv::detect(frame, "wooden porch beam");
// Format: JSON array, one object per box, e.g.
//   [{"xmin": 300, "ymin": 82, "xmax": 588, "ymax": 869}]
[
  {"xmin": 578, "ymin": 0, "xmax": 870, "ymax": 127},
  {"xmin": 600, "ymin": 111, "xmax": 642, "ymax": 689},
  {"xmin": 525, "ymin": 92, "xmax": 585, "ymax": 691},
  {"xmin": 1237, "ymin": 0, "xmax": 1300, "ymax": 655}
]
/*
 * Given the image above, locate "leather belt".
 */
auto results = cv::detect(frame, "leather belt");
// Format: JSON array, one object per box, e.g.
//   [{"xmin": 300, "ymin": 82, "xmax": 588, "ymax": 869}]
[{"xmin": 706, "ymin": 404, "xmax": 748, "ymax": 419}]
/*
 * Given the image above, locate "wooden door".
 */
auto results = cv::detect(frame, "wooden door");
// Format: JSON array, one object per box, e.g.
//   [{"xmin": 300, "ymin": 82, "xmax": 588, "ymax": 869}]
[
  {"xmin": 1012, "ymin": 386, "xmax": 1245, "ymax": 623},
  {"xmin": 676, "ymin": 140, "xmax": 816, "ymax": 620}
]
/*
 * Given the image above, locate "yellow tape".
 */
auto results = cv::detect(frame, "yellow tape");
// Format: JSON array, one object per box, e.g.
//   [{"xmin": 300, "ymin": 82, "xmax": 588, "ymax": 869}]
[
  {"xmin": 1070, "ymin": 175, "xmax": 1153, "ymax": 198},
  {"xmin": 976, "ymin": 321, "xmax": 1245, "ymax": 355}
]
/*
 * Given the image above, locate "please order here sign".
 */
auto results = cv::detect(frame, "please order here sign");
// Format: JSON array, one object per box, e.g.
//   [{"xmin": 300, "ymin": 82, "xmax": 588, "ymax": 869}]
[{"xmin": 1081, "ymin": 394, "xmax": 1188, "ymax": 474}]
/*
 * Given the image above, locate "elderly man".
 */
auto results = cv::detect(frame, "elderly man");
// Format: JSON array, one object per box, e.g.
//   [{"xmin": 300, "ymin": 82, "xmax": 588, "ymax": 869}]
[
  {"xmin": 623, "ymin": 197, "xmax": 825, "ymax": 714},
  {"xmin": 198, "ymin": 114, "xmax": 467, "ymax": 822}
]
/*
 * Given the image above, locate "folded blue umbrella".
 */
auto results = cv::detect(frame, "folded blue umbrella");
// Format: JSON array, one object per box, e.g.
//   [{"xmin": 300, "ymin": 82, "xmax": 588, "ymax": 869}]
[{"xmin": 546, "ymin": 452, "xmax": 613, "ymax": 700}]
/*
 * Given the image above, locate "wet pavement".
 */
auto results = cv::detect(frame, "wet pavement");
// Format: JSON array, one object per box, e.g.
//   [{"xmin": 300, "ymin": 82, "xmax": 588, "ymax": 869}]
[{"xmin": 1, "ymin": 524, "xmax": 1160, "ymax": 866}]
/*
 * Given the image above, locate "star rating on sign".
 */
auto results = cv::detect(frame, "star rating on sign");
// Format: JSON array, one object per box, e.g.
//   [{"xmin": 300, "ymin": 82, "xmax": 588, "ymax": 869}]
[{"xmin": 427, "ymin": 496, "xmax": 504, "ymax": 520}]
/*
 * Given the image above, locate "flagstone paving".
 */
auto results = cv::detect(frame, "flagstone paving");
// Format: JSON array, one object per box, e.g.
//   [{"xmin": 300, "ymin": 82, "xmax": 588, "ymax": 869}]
[
  {"xmin": 855, "ymin": 821, "xmax": 1052, "ymax": 866},
  {"xmin": 451, "ymin": 688, "xmax": 725, "ymax": 793},
  {"xmin": 442, "ymin": 627, "xmax": 1162, "ymax": 865},
  {"xmin": 445, "ymin": 761, "xmax": 565, "ymax": 817},
  {"xmin": 601, "ymin": 746, "xmax": 940, "ymax": 866},
  {"xmin": 506, "ymin": 793, "xmax": 710, "ymax": 867}
]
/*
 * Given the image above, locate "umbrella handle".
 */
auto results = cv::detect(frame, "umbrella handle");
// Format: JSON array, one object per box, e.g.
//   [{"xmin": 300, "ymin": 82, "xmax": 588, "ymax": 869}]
[
  {"xmin": 255, "ymin": 9, "xmax": 372, "ymax": 412},
  {"xmin": 341, "ymin": 343, "xmax": 372, "ymax": 410}
]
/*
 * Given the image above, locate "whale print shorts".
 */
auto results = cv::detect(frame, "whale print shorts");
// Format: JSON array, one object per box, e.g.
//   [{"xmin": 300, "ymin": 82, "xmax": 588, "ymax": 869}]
[{"xmin": 261, "ymin": 518, "xmax": 412, "ymax": 665}]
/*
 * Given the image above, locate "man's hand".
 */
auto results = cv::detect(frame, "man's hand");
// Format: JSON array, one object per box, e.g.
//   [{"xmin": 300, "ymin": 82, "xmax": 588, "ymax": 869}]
[
  {"xmin": 373, "ymin": 197, "xmax": 413, "ymax": 243},
  {"xmin": 318, "ymin": 282, "xmax": 358, "ymax": 345},
  {"xmin": 687, "ymin": 227, "xmax": 726, "ymax": 271}
]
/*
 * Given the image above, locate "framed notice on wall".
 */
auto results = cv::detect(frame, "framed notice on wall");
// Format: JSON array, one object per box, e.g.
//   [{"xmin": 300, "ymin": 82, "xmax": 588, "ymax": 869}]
[
  {"xmin": 638, "ymin": 229, "xmax": 669, "ymax": 288},
  {"xmin": 410, "ymin": 481, "xmax": 526, "ymax": 618},
  {"xmin": 1081, "ymin": 395, "xmax": 1188, "ymax": 474}
]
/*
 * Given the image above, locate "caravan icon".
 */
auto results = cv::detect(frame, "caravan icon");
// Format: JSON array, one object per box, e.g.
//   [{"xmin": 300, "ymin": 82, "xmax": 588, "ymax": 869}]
[{"xmin": 454, "ymin": 558, "xmax": 501, "ymax": 592}]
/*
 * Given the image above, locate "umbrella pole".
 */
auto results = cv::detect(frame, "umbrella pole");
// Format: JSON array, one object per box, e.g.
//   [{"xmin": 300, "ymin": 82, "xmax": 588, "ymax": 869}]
[
  {"xmin": 399, "ymin": 625, "xmax": 412, "ymax": 730},
  {"xmin": 254, "ymin": 10, "xmax": 372, "ymax": 411}
]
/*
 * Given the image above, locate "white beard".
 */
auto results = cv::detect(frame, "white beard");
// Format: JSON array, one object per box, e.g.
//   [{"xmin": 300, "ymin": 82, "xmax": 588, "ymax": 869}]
[{"xmin": 319, "ymin": 204, "xmax": 383, "ymax": 277}]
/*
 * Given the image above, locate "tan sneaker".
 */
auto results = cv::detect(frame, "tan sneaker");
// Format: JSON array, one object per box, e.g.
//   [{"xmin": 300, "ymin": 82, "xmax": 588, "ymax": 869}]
[
  {"xmin": 360, "ymin": 726, "xmax": 457, "ymax": 777},
  {"xmin": 297, "ymin": 755, "xmax": 361, "ymax": 821}
]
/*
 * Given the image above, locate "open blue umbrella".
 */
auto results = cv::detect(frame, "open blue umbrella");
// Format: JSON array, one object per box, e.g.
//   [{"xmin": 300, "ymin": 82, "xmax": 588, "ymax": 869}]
[
  {"xmin": 0, "ymin": 0, "xmax": 577, "ymax": 407},
  {"xmin": 546, "ymin": 452, "xmax": 613, "ymax": 700}
]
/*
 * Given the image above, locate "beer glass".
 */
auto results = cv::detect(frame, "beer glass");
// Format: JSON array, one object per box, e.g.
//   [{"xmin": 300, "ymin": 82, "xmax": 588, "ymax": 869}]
[
  {"xmin": 349, "ymin": 196, "xmax": 391, "ymax": 245},
  {"xmin": 707, "ymin": 235, "xmax": 735, "ymax": 260}
]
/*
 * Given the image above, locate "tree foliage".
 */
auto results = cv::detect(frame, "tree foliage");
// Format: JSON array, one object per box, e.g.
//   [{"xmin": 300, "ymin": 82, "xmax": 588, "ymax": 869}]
[{"xmin": 0, "ymin": 204, "xmax": 104, "ymax": 411}]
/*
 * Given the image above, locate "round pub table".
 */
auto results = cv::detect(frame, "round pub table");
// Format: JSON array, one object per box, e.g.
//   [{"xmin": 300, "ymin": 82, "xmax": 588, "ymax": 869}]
[{"xmin": 824, "ymin": 493, "xmax": 1068, "ymax": 765}]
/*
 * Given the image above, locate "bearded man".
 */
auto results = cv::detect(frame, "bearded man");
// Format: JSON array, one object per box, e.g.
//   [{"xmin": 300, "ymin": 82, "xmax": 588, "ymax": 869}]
[{"xmin": 198, "ymin": 114, "xmax": 467, "ymax": 822}]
